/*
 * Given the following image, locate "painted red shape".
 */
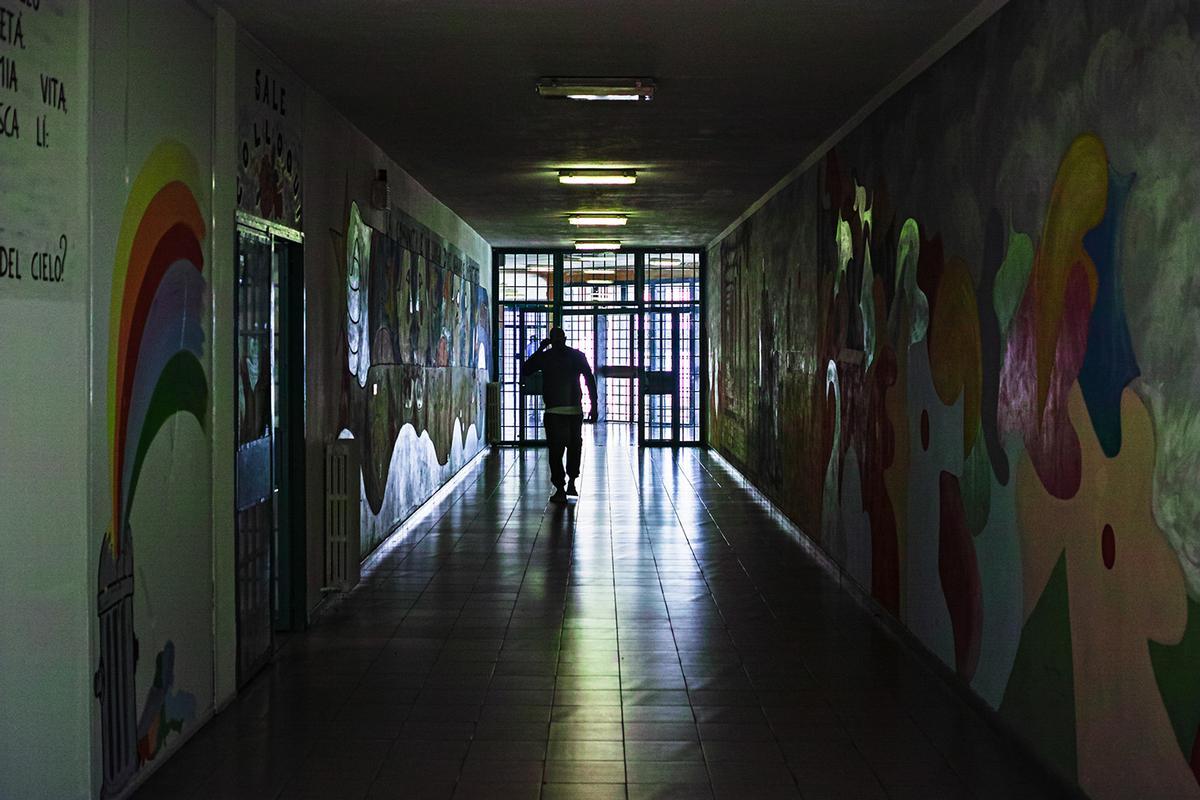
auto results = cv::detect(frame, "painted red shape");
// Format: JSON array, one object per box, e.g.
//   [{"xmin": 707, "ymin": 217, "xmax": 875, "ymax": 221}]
[
  {"xmin": 1189, "ymin": 722, "xmax": 1200, "ymax": 785},
  {"xmin": 938, "ymin": 471, "xmax": 983, "ymax": 681},
  {"xmin": 920, "ymin": 409, "xmax": 930, "ymax": 451},
  {"xmin": 916, "ymin": 233, "xmax": 946, "ymax": 316},
  {"xmin": 864, "ymin": 345, "xmax": 900, "ymax": 614},
  {"xmin": 1102, "ymin": 524, "xmax": 1116, "ymax": 569},
  {"xmin": 998, "ymin": 262, "xmax": 1091, "ymax": 498}
]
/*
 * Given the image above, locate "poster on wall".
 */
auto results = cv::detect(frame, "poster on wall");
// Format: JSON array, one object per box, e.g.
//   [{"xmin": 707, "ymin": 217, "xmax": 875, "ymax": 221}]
[
  {"xmin": 0, "ymin": 0, "xmax": 85, "ymax": 295},
  {"xmin": 236, "ymin": 36, "xmax": 301, "ymax": 229}
]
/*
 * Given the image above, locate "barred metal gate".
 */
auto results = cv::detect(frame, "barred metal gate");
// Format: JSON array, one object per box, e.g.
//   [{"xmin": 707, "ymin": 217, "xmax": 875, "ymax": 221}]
[{"xmin": 493, "ymin": 249, "xmax": 704, "ymax": 447}]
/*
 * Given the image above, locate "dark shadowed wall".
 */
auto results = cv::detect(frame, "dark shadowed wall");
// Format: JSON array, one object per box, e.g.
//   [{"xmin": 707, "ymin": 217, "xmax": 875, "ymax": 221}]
[
  {"xmin": 303, "ymin": 81, "xmax": 492, "ymax": 609},
  {"xmin": 707, "ymin": 0, "xmax": 1200, "ymax": 796}
]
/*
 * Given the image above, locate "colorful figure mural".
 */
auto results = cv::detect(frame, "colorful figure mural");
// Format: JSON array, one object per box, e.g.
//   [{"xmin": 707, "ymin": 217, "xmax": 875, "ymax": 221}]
[
  {"xmin": 335, "ymin": 201, "xmax": 490, "ymax": 553},
  {"xmin": 707, "ymin": 0, "xmax": 1200, "ymax": 795},
  {"xmin": 95, "ymin": 141, "xmax": 206, "ymax": 797}
]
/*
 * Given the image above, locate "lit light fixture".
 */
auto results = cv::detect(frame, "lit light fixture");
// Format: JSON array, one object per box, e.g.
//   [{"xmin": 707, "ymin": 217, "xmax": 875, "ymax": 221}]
[
  {"xmin": 575, "ymin": 240, "xmax": 621, "ymax": 250},
  {"xmin": 584, "ymin": 268, "xmax": 617, "ymax": 275},
  {"xmin": 586, "ymin": 279, "xmax": 616, "ymax": 285},
  {"xmin": 647, "ymin": 256, "xmax": 682, "ymax": 266},
  {"xmin": 568, "ymin": 215, "xmax": 628, "ymax": 226},
  {"xmin": 559, "ymin": 169, "xmax": 637, "ymax": 185},
  {"xmin": 537, "ymin": 78, "xmax": 654, "ymax": 102}
]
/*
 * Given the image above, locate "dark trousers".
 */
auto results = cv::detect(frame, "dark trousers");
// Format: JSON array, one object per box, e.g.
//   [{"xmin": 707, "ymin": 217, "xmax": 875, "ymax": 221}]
[{"xmin": 545, "ymin": 413, "xmax": 583, "ymax": 488}]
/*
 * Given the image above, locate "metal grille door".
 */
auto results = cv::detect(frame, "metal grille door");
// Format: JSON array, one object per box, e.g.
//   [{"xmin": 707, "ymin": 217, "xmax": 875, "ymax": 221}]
[
  {"xmin": 563, "ymin": 313, "xmax": 596, "ymax": 417},
  {"xmin": 498, "ymin": 304, "xmax": 551, "ymax": 443},
  {"xmin": 642, "ymin": 310, "xmax": 676, "ymax": 443},
  {"xmin": 604, "ymin": 313, "xmax": 637, "ymax": 423},
  {"xmin": 493, "ymin": 248, "xmax": 704, "ymax": 447},
  {"xmin": 641, "ymin": 251, "xmax": 702, "ymax": 446},
  {"xmin": 235, "ymin": 226, "xmax": 275, "ymax": 684}
]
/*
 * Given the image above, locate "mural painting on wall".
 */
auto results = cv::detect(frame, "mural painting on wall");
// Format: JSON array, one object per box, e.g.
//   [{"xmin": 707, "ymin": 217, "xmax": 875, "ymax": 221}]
[
  {"xmin": 339, "ymin": 200, "xmax": 490, "ymax": 552},
  {"xmin": 707, "ymin": 0, "xmax": 1200, "ymax": 796},
  {"xmin": 94, "ymin": 141, "xmax": 206, "ymax": 797},
  {"xmin": 237, "ymin": 59, "xmax": 301, "ymax": 228}
]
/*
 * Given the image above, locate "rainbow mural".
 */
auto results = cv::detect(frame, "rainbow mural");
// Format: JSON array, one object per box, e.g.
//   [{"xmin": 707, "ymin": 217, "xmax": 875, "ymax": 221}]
[
  {"xmin": 106, "ymin": 140, "xmax": 209, "ymax": 558},
  {"xmin": 96, "ymin": 140, "xmax": 207, "ymax": 797}
]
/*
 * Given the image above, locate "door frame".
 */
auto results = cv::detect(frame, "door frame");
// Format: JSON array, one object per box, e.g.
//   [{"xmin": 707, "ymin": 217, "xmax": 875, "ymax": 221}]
[
  {"xmin": 233, "ymin": 212, "xmax": 306, "ymax": 687},
  {"xmin": 561, "ymin": 308, "xmax": 640, "ymax": 424},
  {"xmin": 492, "ymin": 248, "xmax": 707, "ymax": 448}
]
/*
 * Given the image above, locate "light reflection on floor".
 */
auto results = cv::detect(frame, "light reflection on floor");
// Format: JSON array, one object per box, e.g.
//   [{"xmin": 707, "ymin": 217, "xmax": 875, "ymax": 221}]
[{"xmin": 135, "ymin": 425, "xmax": 1067, "ymax": 800}]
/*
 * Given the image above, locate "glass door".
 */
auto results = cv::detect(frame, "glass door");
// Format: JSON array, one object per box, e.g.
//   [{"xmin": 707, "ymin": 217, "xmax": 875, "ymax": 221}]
[
  {"xmin": 601, "ymin": 313, "xmax": 638, "ymax": 423},
  {"xmin": 498, "ymin": 304, "xmax": 551, "ymax": 444},
  {"xmin": 640, "ymin": 308, "xmax": 700, "ymax": 445},
  {"xmin": 562, "ymin": 311, "xmax": 639, "ymax": 425},
  {"xmin": 493, "ymin": 249, "xmax": 704, "ymax": 447},
  {"xmin": 641, "ymin": 310, "xmax": 676, "ymax": 444}
]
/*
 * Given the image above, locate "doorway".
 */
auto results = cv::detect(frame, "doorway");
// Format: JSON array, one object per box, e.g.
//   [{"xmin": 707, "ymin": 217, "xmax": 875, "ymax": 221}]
[
  {"xmin": 494, "ymin": 250, "xmax": 703, "ymax": 448},
  {"xmin": 562, "ymin": 311, "xmax": 639, "ymax": 423},
  {"xmin": 641, "ymin": 308, "xmax": 700, "ymax": 445},
  {"xmin": 234, "ymin": 214, "xmax": 306, "ymax": 686}
]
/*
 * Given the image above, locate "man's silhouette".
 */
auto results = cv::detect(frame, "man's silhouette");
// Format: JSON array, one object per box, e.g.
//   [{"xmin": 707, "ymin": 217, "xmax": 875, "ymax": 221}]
[{"xmin": 521, "ymin": 327, "xmax": 598, "ymax": 502}]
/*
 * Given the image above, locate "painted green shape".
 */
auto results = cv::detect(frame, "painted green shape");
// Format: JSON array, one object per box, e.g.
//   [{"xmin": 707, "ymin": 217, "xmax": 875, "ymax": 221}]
[
  {"xmin": 960, "ymin": 424, "xmax": 992, "ymax": 537},
  {"xmin": 999, "ymin": 552, "xmax": 1077, "ymax": 779},
  {"xmin": 861, "ymin": 246, "xmax": 877, "ymax": 370},
  {"xmin": 993, "ymin": 228, "xmax": 1034, "ymax": 336},
  {"xmin": 1149, "ymin": 596, "xmax": 1200, "ymax": 762},
  {"xmin": 125, "ymin": 352, "xmax": 209, "ymax": 523},
  {"xmin": 895, "ymin": 218, "xmax": 929, "ymax": 345},
  {"xmin": 854, "ymin": 182, "xmax": 872, "ymax": 232},
  {"xmin": 896, "ymin": 218, "xmax": 921, "ymax": 295},
  {"xmin": 834, "ymin": 217, "xmax": 853, "ymax": 297}
]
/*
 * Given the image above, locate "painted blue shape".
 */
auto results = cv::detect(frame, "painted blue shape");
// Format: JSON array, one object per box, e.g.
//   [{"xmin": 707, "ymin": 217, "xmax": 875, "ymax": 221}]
[{"xmin": 1079, "ymin": 168, "xmax": 1140, "ymax": 458}]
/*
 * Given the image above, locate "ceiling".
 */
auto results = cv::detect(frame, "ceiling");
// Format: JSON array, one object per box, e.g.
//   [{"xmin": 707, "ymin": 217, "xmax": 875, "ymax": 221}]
[{"xmin": 228, "ymin": 0, "xmax": 987, "ymax": 248}]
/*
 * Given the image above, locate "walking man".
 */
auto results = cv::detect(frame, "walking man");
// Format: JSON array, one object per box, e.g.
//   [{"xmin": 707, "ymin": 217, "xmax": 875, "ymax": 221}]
[{"xmin": 521, "ymin": 327, "xmax": 598, "ymax": 502}]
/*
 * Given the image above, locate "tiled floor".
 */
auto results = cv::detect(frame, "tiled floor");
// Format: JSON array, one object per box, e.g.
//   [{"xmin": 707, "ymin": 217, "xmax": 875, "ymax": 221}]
[{"xmin": 135, "ymin": 425, "xmax": 1068, "ymax": 800}]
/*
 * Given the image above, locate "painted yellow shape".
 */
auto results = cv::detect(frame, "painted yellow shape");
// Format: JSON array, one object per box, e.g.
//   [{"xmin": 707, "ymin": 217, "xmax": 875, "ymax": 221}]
[
  {"xmin": 929, "ymin": 256, "xmax": 982, "ymax": 457},
  {"xmin": 1032, "ymin": 134, "xmax": 1105, "ymax": 414},
  {"xmin": 1016, "ymin": 386, "xmax": 1196, "ymax": 799},
  {"xmin": 107, "ymin": 141, "xmax": 203, "ymax": 448}
]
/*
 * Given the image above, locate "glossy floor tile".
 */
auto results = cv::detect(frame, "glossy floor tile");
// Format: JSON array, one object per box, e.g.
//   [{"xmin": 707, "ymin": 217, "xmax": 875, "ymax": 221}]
[{"xmin": 134, "ymin": 425, "xmax": 1068, "ymax": 799}]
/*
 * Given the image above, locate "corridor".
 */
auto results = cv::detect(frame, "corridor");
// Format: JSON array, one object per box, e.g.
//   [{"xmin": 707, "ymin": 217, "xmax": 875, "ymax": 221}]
[{"xmin": 135, "ymin": 428, "xmax": 1066, "ymax": 800}]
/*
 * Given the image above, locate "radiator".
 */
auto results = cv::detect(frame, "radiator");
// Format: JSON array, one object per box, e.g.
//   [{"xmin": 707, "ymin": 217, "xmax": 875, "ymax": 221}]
[
  {"xmin": 324, "ymin": 440, "xmax": 361, "ymax": 591},
  {"xmin": 486, "ymin": 381, "xmax": 501, "ymax": 444}
]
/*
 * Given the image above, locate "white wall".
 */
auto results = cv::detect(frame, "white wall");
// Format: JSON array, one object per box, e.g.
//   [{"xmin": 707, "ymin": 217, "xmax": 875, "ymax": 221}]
[
  {"xmin": 88, "ymin": 1, "xmax": 216, "ymax": 797},
  {"xmin": 0, "ymin": 1, "xmax": 92, "ymax": 797}
]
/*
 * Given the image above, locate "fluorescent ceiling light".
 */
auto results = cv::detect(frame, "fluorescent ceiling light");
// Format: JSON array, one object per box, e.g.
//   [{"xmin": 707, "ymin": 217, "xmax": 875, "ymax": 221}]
[
  {"xmin": 647, "ymin": 256, "xmax": 682, "ymax": 266},
  {"xmin": 537, "ymin": 78, "xmax": 654, "ymax": 102},
  {"xmin": 575, "ymin": 240, "xmax": 621, "ymax": 250},
  {"xmin": 586, "ymin": 279, "xmax": 616, "ymax": 285},
  {"xmin": 559, "ymin": 170, "xmax": 637, "ymax": 185},
  {"xmin": 584, "ymin": 268, "xmax": 617, "ymax": 275},
  {"xmin": 568, "ymin": 215, "xmax": 628, "ymax": 226}
]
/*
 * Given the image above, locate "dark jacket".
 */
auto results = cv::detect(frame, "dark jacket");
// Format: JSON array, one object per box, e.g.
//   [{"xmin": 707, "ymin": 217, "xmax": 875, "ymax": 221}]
[{"xmin": 521, "ymin": 346, "xmax": 597, "ymax": 411}]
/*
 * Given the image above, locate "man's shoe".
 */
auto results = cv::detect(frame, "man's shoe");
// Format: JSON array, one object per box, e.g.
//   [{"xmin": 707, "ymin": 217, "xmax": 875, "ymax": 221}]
[
  {"xmin": 566, "ymin": 480, "xmax": 578, "ymax": 497},
  {"xmin": 550, "ymin": 488, "xmax": 568, "ymax": 504}
]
